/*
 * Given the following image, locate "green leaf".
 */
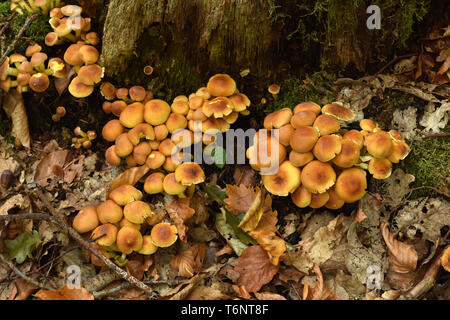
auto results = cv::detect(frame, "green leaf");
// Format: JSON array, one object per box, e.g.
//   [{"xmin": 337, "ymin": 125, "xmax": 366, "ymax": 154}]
[
  {"xmin": 215, "ymin": 209, "xmax": 248, "ymax": 256},
  {"xmin": 5, "ymin": 231, "xmax": 41, "ymax": 264},
  {"xmin": 205, "ymin": 184, "xmax": 257, "ymax": 246},
  {"xmin": 211, "ymin": 146, "xmax": 226, "ymax": 169}
]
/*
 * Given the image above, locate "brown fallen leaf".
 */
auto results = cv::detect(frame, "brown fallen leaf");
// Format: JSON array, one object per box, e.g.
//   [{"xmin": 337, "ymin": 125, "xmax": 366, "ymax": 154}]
[
  {"xmin": 126, "ymin": 259, "xmax": 145, "ymax": 281},
  {"xmin": 234, "ymin": 245, "xmax": 279, "ymax": 293},
  {"xmin": 34, "ymin": 150, "xmax": 75, "ymax": 189},
  {"xmin": 170, "ymin": 244, "xmax": 206, "ymax": 278},
  {"xmin": 238, "ymin": 188, "xmax": 263, "ymax": 232},
  {"xmin": 185, "ymin": 285, "xmax": 230, "ymax": 300},
  {"xmin": 248, "ymin": 229, "xmax": 286, "ymax": 266},
  {"xmin": 54, "ymin": 65, "xmax": 75, "ymax": 96},
  {"xmin": 233, "ymin": 165, "xmax": 256, "ymax": 187},
  {"xmin": 302, "ymin": 264, "xmax": 340, "ymax": 300},
  {"xmin": 2, "ymin": 90, "xmax": 31, "ymax": 149},
  {"xmin": 381, "ymin": 221, "xmax": 418, "ymax": 273},
  {"xmin": 34, "ymin": 284, "xmax": 94, "ymax": 300},
  {"xmin": 254, "ymin": 292, "xmax": 287, "ymax": 300},
  {"xmin": 12, "ymin": 280, "xmax": 37, "ymax": 300},
  {"xmin": 224, "ymin": 184, "xmax": 257, "ymax": 215},
  {"xmin": 165, "ymin": 198, "xmax": 195, "ymax": 242}
]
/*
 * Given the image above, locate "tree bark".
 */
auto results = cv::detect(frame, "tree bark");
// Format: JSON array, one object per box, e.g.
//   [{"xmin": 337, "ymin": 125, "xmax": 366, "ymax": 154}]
[{"xmin": 100, "ymin": 0, "xmax": 274, "ymax": 87}]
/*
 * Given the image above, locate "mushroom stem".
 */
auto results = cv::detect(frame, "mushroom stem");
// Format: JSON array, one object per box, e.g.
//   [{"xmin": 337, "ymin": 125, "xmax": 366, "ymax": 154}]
[
  {"xmin": 18, "ymin": 0, "xmax": 33, "ymax": 13},
  {"xmin": 187, "ymin": 184, "xmax": 195, "ymax": 198}
]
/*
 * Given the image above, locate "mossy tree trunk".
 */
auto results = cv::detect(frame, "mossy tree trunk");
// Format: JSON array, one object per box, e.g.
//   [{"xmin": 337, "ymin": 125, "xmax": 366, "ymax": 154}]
[{"xmin": 99, "ymin": 0, "xmax": 275, "ymax": 97}]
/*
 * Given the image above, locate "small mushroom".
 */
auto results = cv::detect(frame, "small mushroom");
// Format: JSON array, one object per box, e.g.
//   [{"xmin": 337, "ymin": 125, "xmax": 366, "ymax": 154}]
[
  {"xmin": 150, "ymin": 223, "xmax": 178, "ymax": 248},
  {"xmin": 72, "ymin": 206, "xmax": 99, "ymax": 234}
]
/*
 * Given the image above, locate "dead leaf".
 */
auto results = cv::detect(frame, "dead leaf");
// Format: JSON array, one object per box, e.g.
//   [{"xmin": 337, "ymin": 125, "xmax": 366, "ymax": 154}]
[
  {"xmin": 0, "ymin": 194, "xmax": 28, "ymax": 216},
  {"xmin": 233, "ymin": 166, "xmax": 256, "ymax": 187},
  {"xmin": 238, "ymin": 188, "xmax": 263, "ymax": 232},
  {"xmin": 170, "ymin": 244, "xmax": 206, "ymax": 278},
  {"xmin": 165, "ymin": 198, "xmax": 195, "ymax": 242},
  {"xmin": 185, "ymin": 285, "xmax": 230, "ymax": 300},
  {"xmin": 254, "ymin": 291, "xmax": 287, "ymax": 300},
  {"xmin": 34, "ymin": 284, "xmax": 94, "ymax": 300},
  {"xmin": 248, "ymin": 229, "xmax": 286, "ymax": 266},
  {"xmin": 126, "ymin": 259, "xmax": 145, "ymax": 281},
  {"xmin": 224, "ymin": 184, "xmax": 257, "ymax": 215},
  {"xmin": 381, "ymin": 222, "xmax": 418, "ymax": 273},
  {"xmin": 234, "ymin": 245, "xmax": 279, "ymax": 293},
  {"xmin": 419, "ymin": 101, "xmax": 450, "ymax": 132},
  {"xmin": 34, "ymin": 150, "xmax": 75, "ymax": 189},
  {"xmin": 54, "ymin": 65, "xmax": 75, "ymax": 96},
  {"xmin": 12, "ymin": 280, "xmax": 37, "ymax": 300},
  {"xmin": 2, "ymin": 91, "xmax": 30, "ymax": 149},
  {"xmin": 106, "ymin": 165, "xmax": 150, "ymax": 197},
  {"xmin": 302, "ymin": 265, "xmax": 340, "ymax": 300}
]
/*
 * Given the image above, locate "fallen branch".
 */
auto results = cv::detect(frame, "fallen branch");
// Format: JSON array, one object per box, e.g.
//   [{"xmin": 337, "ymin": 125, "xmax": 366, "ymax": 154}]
[
  {"xmin": 0, "ymin": 212, "xmax": 59, "ymax": 224},
  {"xmin": 423, "ymin": 133, "xmax": 450, "ymax": 139},
  {"xmin": 0, "ymin": 252, "xmax": 52, "ymax": 291},
  {"xmin": 33, "ymin": 188, "xmax": 154, "ymax": 296}
]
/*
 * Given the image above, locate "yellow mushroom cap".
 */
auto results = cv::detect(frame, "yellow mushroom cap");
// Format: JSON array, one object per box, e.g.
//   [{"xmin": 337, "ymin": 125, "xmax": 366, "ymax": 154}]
[
  {"xmin": 268, "ymin": 84, "xmax": 280, "ymax": 95},
  {"xmin": 146, "ymin": 150, "xmax": 166, "ymax": 169},
  {"xmin": 175, "ymin": 162, "xmax": 205, "ymax": 185},
  {"xmin": 151, "ymin": 222, "xmax": 178, "ymax": 248},
  {"xmin": 228, "ymin": 93, "xmax": 250, "ymax": 112},
  {"xmin": 144, "ymin": 172, "xmax": 165, "ymax": 194},
  {"xmin": 109, "ymin": 184, "xmax": 143, "ymax": 206},
  {"xmin": 29, "ymin": 73, "xmax": 50, "ymax": 93},
  {"xmin": 289, "ymin": 151, "xmax": 314, "ymax": 167},
  {"xmin": 77, "ymin": 64, "xmax": 103, "ymax": 86},
  {"xmin": 321, "ymin": 102, "xmax": 355, "ymax": 121},
  {"xmin": 119, "ymin": 102, "xmax": 145, "ymax": 128},
  {"xmin": 343, "ymin": 129, "xmax": 364, "ymax": 150},
  {"xmin": 289, "ymin": 126, "xmax": 320, "ymax": 153},
  {"xmin": 264, "ymin": 108, "xmax": 293, "ymax": 129},
  {"xmin": 165, "ymin": 113, "xmax": 188, "ymax": 133},
  {"xmin": 119, "ymin": 218, "xmax": 141, "ymax": 231},
  {"xmin": 133, "ymin": 141, "xmax": 152, "ymax": 165},
  {"xmin": 68, "ymin": 76, "xmax": 93, "ymax": 98},
  {"xmin": 247, "ymin": 133, "xmax": 286, "ymax": 171},
  {"xmin": 335, "ymin": 167, "xmax": 367, "ymax": 203},
  {"xmin": 72, "ymin": 206, "xmax": 99, "ymax": 234},
  {"xmin": 144, "ymin": 99, "xmax": 171, "ymax": 125},
  {"xmin": 102, "ymin": 119, "xmax": 124, "ymax": 142},
  {"xmin": 332, "ymin": 139, "xmax": 361, "ymax": 168},
  {"xmin": 313, "ymin": 114, "xmax": 340, "ymax": 136},
  {"xmin": 309, "ymin": 191, "xmax": 330, "ymax": 209},
  {"xmin": 115, "ymin": 133, "xmax": 134, "ymax": 158},
  {"xmin": 441, "ymin": 247, "xmax": 450, "ymax": 272},
  {"xmin": 171, "ymin": 100, "xmax": 190, "ymax": 115},
  {"xmin": 312, "ymin": 134, "xmax": 342, "ymax": 162},
  {"xmin": 388, "ymin": 140, "xmax": 410, "ymax": 163},
  {"xmin": 206, "ymin": 74, "xmax": 236, "ymax": 97},
  {"xmin": 360, "ymin": 119, "xmax": 378, "ymax": 132},
  {"xmin": 154, "ymin": 124, "xmax": 169, "ymax": 141},
  {"xmin": 324, "ymin": 188, "xmax": 345, "ymax": 210},
  {"xmin": 97, "ymin": 200, "xmax": 123, "ymax": 224},
  {"xmin": 138, "ymin": 235, "xmax": 158, "ymax": 255},
  {"xmin": 116, "ymin": 226, "xmax": 143, "ymax": 254},
  {"xmin": 202, "ymin": 96, "xmax": 234, "ymax": 118},
  {"xmin": 195, "ymin": 87, "xmax": 211, "ymax": 100},
  {"xmin": 127, "ymin": 123, "xmax": 155, "ymax": 146},
  {"xmin": 278, "ymin": 124, "xmax": 295, "ymax": 147},
  {"xmin": 105, "ymin": 145, "xmax": 121, "ymax": 166},
  {"xmin": 368, "ymin": 158, "xmax": 392, "ymax": 179},
  {"xmin": 290, "ymin": 111, "xmax": 317, "ymax": 128},
  {"xmin": 291, "ymin": 185, "xmax": 312, "ymax": 208},
  {"xmin": 110, "ymin": 100, "xmax": 127, "ymax": 117},
  {"xmin": 163, "ymin": 173, "xmax": 187, "ymax": 195},
  {"xmin": 129, "ymin": 85, "xmax": 147, "ymax": 102},
  {"xmin": 301, "ymin": 160, "xmax": 336, "ymax": 194},
  {"xmin": 100, "ymin": 82, "xmax": 116, "ymax": 100},
  {"xmin": 91, "ymin": 223, "xmax": 118, "ymax": 247},
  {"xmin": 123, "ymin": 200, "xmax": 153, "ymax": 224},
  {"xmin": 365, "ymin": 130, "xmax": 393, "ymax": 158},
  {"xmin": 388, "ymin": 130, "xmax": 403, "ymax": 141},
  {"xmin": 261, "ymin": 160, "xmax": 301, "ymax": 196},
  {"xmin": 293, "ymin": 101, "xmax": 321, "ymax": 115}
]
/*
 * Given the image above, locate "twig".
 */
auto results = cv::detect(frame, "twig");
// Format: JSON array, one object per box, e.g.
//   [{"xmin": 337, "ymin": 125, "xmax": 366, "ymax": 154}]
[
  {"xmin": 0, "ymin": 13, "xmax": 18, "ymax": 38},
  {"xmin": 423, "ymin": 133, "xmax": 450, "ymax": 139},
  {"xmin": 0, "ymin": 13, "xmax": 38, "ymax": 66},
  {"xmin": 0, "ymin": 252, "xmax": 52, "ymax": 290},
  {"xmin": 0, "ymin": 212, "xmax": 59, "ymax": 224},
  {"xmin": 33, "ymin": 188, "xmax": 154, "ymax": 296},
  {"xmin": 405, "ymin": 186, "xmax": 450, "ymax": 199},
  {"xmin": 343, "ymin": 53, "xmax": 418, "ymax": 103},
  {"xmin": 402, "ymin": 250, "xmax": 444, "ymax": 299},
  {"xmin": 93, "ymin": 282, "xmax": 132, "ymax": 299}
]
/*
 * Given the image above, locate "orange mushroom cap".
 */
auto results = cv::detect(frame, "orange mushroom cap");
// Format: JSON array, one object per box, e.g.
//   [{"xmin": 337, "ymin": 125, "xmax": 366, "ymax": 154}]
[
  {"xmin": 334, "ymin": 167, "xmax": 367, "ymax": 203},
  {"xmin": 301, "ymin": 160, "xmax": 336, "ymax": 194},
  {"xmin": 151, "ymin": 222, "xmax": 178, "ymax": 248}
]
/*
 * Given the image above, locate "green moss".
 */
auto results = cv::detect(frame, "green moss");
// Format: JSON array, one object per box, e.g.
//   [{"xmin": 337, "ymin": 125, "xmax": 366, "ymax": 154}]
[
  {"xmin": 0, "ymin": 3, "xmax": 52, "ymax": 52},
  {"xmin": 256, "ymin": 71, "xmax": 337, "ymax": 114},
  {"xmin": 401, "ymin": 126, "xmax": 450, "ymax": 199}
]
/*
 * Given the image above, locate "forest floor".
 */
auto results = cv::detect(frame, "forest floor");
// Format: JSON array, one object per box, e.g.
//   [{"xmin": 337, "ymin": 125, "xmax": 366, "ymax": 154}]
[{"xmin": 0, "ymin": 6, "xmax": 449, "ymax": 301}]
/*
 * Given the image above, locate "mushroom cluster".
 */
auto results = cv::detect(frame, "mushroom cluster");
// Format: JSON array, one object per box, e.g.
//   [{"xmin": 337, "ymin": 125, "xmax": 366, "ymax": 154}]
[
  {"xmin": 0, "ymin": 4, "xmax": 102, "ymax": 99},
  {"xmin": 10, "ymin": 0, "xmax": 60, "ymax": 15},
  {"xmin": 102, "ymin": 73, "xmax": 251, "ymax": 171},
  {"xmin": 72, "ymin": 126, "xmax": 97, "ymax": 149},
  {"xmin": 248, "ymin": 101, "xmax": 411, "ymax": 209},
  {"xmin": 72, "ymin": 184, "xmax": 179, "ymax": 266}
]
